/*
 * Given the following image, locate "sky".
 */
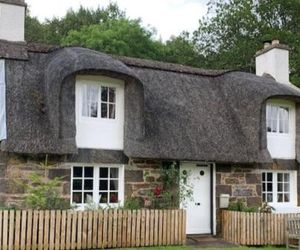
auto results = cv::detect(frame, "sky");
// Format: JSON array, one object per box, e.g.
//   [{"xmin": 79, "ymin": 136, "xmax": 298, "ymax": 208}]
[{"xmin": 25, "ymin": 0, "xmax": 209, "ymax": 41}]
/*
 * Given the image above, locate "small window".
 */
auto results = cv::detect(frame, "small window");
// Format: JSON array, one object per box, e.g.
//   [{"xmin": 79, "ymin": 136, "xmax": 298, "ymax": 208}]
[
  {"xmin": 266, "ymin": 105, "xmax": 289, "ymax": 134},
  {"xmin": 262, "ymin": 171, "xmax": 294, "ymax": 205},
  {"xmin": 81, "ymin": 84, "xmax": 116, "ymax": 120},
  {"xmin": 71, "ymin": 165, "xmax": 124, "ymax": 208}
]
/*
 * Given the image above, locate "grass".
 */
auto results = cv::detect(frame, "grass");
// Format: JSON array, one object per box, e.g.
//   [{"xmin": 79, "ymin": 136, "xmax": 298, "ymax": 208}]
[{"xmin": 114, "ymin": 246, "xmax": 286, "ymax": 250}]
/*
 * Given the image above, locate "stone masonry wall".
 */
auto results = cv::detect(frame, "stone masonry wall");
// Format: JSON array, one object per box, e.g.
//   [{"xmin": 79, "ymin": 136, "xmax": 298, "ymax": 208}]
[
  {"xmin": 125, "ymin": 158, "xmax": 163, "ymax": 207},
  {"xmin": 0, "ymin": 153, "xmax": 71, "ymax": 208},
  {"xmin": 0, "ymin": 153, "xmax": 163, "ymax": 208}
]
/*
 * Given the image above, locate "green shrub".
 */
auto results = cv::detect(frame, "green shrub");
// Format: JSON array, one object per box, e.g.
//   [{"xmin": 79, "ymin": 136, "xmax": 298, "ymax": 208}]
[
  {"xmin": 22, "ymin": 173, "xmax": 70, "ymax": 210},
  {"xmin": 123, "ymin": 197, "xmax": 142, "ymax": 210}
]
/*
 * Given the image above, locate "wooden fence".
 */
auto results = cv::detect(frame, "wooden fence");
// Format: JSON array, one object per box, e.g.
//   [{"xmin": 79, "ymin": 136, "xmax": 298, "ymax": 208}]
[
  {"xmin": 222, "ymin": 210, "xmax": 300, "ymax": 245},
  {"xmin": 0, "ymin": 209, "xmax": 186, "ymax": 250}
]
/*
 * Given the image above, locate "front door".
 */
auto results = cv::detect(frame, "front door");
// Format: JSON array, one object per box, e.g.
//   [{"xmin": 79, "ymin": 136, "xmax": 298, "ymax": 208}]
[{"xmin": 180, "ymin": 162, "xmax": 212, "ymax": 234}]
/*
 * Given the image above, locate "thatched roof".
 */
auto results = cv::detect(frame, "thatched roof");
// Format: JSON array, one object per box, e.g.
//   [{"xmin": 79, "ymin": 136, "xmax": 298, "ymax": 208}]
[
  {"xmin": 1, "ymin": 42, "xmax": 300, "ymax": 163},
  {"xmin": 0, "ymin": 0, "xmax": 25, "ymax": 6}
]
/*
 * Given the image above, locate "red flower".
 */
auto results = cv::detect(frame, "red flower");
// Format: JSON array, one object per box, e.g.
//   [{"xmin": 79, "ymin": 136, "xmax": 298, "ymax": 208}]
[{"xmin": 153, "ymin": 186, "xmax": 162, "ymax": 197}]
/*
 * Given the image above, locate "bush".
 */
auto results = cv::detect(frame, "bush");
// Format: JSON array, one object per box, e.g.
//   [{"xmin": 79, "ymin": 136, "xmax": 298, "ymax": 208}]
[{"xmin": 22, "ymin": 173, "xmax": 70, "ymax": 210}]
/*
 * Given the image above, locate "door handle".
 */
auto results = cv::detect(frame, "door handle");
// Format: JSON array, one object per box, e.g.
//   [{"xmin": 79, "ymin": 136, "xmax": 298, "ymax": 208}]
[{"xmin": 195, "ymin": 203, "xmax": 201, "ymax": 206}]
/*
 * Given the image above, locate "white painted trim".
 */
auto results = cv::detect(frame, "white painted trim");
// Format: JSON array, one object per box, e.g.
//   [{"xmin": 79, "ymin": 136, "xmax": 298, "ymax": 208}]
[
  {"xmin": 70, "ymin": 164, "xmax": 125, "ymax": 210},
  {"xmin": 0, "ymin": 59, "xmax": 6, "ymax": 141},
  {"xmin": 212, "ymin": 163, "xmax": 217, "ymax": 236}
]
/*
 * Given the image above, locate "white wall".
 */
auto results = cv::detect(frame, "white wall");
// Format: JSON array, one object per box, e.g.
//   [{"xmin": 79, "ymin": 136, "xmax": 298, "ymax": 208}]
[
  {"xmin": 75, "ymin": 75, "xmax": 125, "ymax": 150},
  {"xmin": 267, "ymin": 99, "xmax": 295, "ymax": 159},
  {"xmin": 256, "ymin": 48, "xmax": 289, "ymax": 84},
  {"xmin": 0, "ymin": 3, "xmax": 25, "ymax": 42},
  {"xmin": 0, "ymin": 60, "xmax": 6, "ymax": 141}
]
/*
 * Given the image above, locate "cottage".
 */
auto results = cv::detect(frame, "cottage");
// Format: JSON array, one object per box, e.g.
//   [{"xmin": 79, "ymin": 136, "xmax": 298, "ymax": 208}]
[{"xmin": 1, "ymin": 0, "xmax": 300, "ymax": 235}]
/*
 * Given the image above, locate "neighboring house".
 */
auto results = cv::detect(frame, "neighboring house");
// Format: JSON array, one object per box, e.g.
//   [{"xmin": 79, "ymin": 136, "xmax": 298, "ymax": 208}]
[{"xmin": 1, "ymin": 0, "xmax": 300, "ymax": 235}]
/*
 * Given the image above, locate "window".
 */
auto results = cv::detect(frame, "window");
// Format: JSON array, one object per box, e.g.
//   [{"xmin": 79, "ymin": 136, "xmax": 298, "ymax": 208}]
[
  {"xmin": 71, "ymin": 165, "xmax": 124, "ymax": 208},
  {"xmin": 266, "ymin": 105, "xmax": 289, "ymax": 134},
  {"xmin": 262, "ymin": 171, "xmax": 296, "ymax": 207},
  {"xmin": 266, "ymin": 100, "xmax": 295, "ymax": 159},
  {"xmin": 81, "ymin": 84, "xmax": 116, "ymax": 119},
  {"xmin": 75, "ymin": 76, "xmax": 124, "ymax": 150}
]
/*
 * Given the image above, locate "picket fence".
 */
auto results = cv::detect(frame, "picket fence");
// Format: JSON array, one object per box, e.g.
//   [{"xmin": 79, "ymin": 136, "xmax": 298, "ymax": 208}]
[
  {"xmin": 0, "ymin": 209, "xmax": 186, "ymax": 250},
  {"xmin": 222, "ymin": 210, "xmax": 299, "ymax": 245}
]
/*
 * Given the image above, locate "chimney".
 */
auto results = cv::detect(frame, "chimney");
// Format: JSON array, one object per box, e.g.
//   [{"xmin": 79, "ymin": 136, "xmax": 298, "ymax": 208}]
[
  {"xmin": 255, "ymin": 40, "xmax": 290, "ymax": 84},
  {"xmin": 0, "ymin": 0, "xmax": 26, "ymax": 42}
]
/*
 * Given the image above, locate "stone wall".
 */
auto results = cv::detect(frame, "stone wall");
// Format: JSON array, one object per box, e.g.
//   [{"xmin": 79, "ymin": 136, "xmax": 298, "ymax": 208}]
[
  {"xmin": 125, "ymin": 159, "xmax": 163, "ymax": 207},
  {"xmin": 216, "ymin": 164, "xmax": 262, "ymax": 208},
  {"xmin": 0, "ymin": 153, "xmax": 163, "ymax": 208},
  {"xmin": 0, "ymin": 153, "xmax": 71, "ymax": 208}
]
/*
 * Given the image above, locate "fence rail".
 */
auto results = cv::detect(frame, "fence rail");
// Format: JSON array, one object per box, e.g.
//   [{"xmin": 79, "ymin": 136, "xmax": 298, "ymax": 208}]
[
  {"xmin": 0, "ymin": 209, "xmax": 186, "ymax": 250},
  {"xmin": 222, "ymin": 210, "xmax": 300, "ymax": 246}
]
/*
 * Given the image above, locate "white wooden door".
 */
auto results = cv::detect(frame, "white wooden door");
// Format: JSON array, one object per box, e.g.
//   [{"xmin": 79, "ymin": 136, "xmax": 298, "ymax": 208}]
[{"xmin": 180, "ymin": 163, "xmax": 211, "ymax": 234}]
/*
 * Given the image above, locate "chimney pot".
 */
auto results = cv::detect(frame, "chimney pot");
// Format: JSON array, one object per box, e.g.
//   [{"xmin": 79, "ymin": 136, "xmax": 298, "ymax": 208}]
[
  {"xmin": 264, "ymin": 42, "xmax": 271, "ymax": 49},
  {"xmin": 272, "ymin": 39, "xmax": 280, "ymax": 45}
]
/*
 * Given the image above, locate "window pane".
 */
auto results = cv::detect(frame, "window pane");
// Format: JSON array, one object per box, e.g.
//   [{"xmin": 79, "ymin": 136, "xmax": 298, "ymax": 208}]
[
  {"xmin": 278, "ymin": 173, "xmax": 283, "ymax": 182},
  {"xmin": 277, "ymin": 193, "xmax": 283, "ymax": 202},
  {"xmin": 99, "ymin": 180, "xmax": 108, "ymax": 190},
  {"xmin": 284, "ymin": 183, "xmax": 290, "ymax": 192},
  {"xmin": 277, "ymin": 183, "xmax": 283, "ymax": 192},
  {"xmin": 72, "ymin": 192, "xmax": 82, "ymax": 203},
  {"xmin": 279, "ymin": 107, "xmax": 289, "ymax": 134},
  {"xmin": 101, "ymin": 87, "xmax": 108, "ymax": 102},
  {"xmin": 73, "ymin": 167, "xmax": 83, "ymax": 177},
  {"xmin": 262, "ymin": 183, "xmax": 266, "ymax": 192},
  {"xmin": 262, "ymin": 173, "xmax": 265, "ymax": 182},
  {"xmin": 267, "ymin": 193, "xmax": 273, "ymax": 202},
  {"xmin": 110, "ymin": 192, "xmax": 118, "ymax": 203},
  {"xmin": 284, "ymin": 194, "xmax": 290, "ymax": 202},
  {"xmin": 100, "ymin": 168, "xmax": 108, "ymax": 178},
  {"xmin": 84, "ymin": 192, "xmax": 93, "ymax": 203},
  {"xmin": 73, "ymin": 180, "xmax": 82, "ymax": 190},
  {"xmin": 101, "ymin": 103, "xmax": 108, "ymax": 118},
  {"xmin": 99, "ymin": 192, "xmax": 108, "ymax": 203},
  {"xmin": 110, "ymin": 168, "xmax": 119, "ymax": 178},
  {"xmin": 82, "ymin": 85, "xmax": 99, "ymax": 117},
  {"xmin": 110, "ymin": 180, "xmax": 118, "ymax": 190},
  {"xmin": 262, "ymin": 193, "xmax": 266, "ymax": 201},
  {"xmin": 109, "ymin": 88, "xmax": 116, "ymax": 103},
  {"xmin": 84, "ymin": 180, "xmax": 93, "ymax": 190},
  {"xmin": 109, "ymin": 104, "xmax": 115, "ymax": 119},
  {"xmin": 267, "ymin": 183, "xmax": 272, "ymax": 191},
  {"xmin": 84, "ymin": 167, "xmax": 93, "ymax": 178},
  {"xmin": 284, "ymin": 173, "xmax": 290, "ymax": 182},
  {"xmin": 267, "ymin": 173, "xmax": 272, "ymax": 182}
]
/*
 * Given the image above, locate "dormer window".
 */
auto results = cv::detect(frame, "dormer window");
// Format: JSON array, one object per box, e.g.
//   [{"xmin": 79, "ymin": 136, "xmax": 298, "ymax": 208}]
[
  {"xmin": 266, "ymin": 100, "xmax": 295, "ymax": 159},
  {"xmin": 76, "ymin": 75, "xmax": 124, "ymax": 150}
]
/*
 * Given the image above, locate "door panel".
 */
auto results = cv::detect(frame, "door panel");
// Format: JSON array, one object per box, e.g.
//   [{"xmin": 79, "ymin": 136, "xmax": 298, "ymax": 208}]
[{"xmin": 181, "ymin": 163, "xmax": 211, "ymax": 234}]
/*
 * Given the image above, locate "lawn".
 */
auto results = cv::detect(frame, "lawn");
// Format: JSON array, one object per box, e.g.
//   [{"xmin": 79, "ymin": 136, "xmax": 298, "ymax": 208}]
[{"xmin": 115, "ymin": 247, "xmax": 286, "ymax": 250}]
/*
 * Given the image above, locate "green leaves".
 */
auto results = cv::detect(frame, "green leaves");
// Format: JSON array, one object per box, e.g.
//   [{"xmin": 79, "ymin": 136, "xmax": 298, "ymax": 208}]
[{"xmin": 194, "ymin": 0, "xmax": 300, "ymax": 85}]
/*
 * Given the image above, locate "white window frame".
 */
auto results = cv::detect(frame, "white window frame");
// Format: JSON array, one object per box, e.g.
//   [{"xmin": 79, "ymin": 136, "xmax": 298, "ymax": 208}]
[
  {"xmin": 76, "ymin": 76, "xmax": 123, "ymax": 124},
  {"xmin": 266, "ymin": 99, "xmax": 296, "ymax": 159},
  {"xmin": 71, "ymin": 164, "xmax": 124, "ymax": 209},
  {"xmin": 261, "ymin": 170, "xmax": 297, "ymax": 210}
]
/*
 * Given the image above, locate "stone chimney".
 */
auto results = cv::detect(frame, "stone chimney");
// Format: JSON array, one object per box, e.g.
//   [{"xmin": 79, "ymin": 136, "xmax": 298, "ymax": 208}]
[
  {"xmin": 0, "ymin": 0, "xmax": 26, "ymax": 42},
  {"xmin": 255, "ymin": 40, "xmax": 290, "ymax": 84}
]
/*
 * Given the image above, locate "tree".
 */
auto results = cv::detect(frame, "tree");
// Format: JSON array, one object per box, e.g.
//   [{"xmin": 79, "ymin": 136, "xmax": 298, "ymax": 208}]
[
  {"xmin": 193, "ymin": 0, "xmax": 300, "ymax": 86},
  {"xmin": 62, "ymin": 18, "xmax": 163, "ymax": 59},
  {"xmin": 25, "ymin": 3, "xmax": 125, "ymax": 44}
]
